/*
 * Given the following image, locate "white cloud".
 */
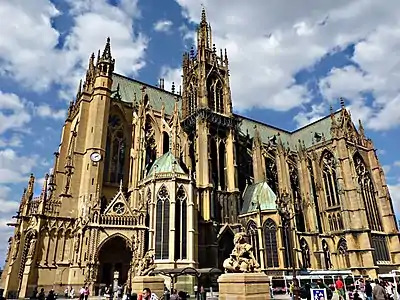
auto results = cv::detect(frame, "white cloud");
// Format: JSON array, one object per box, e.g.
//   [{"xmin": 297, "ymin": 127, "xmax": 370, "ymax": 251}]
[
  {"xmin": 383, "ymin": 165, "xmax": 391, "ymax": 174},
  {"xmin": 389, "ymin": 184, "xmax": 400, "ymax": 217},
  {"xmin": 160, "ymin": 66, "xmax": 183, "ymax": 93},
  {"xmin": 0, "ymin": 91, "xmax": 31, "ymax": 135},
  {"xmin": 0, "ymin": 0, "xmax": 148, "ymax": 99},
  {"xmin": 34, "ymin": 104, "xmax": 66, "ymax": 120},
  {"xmin": 294, "ymin": 102, "xmax": 328, "ymax": 128},
  {"xmin": 154, "ymin": 20, "xmax": 174, "ymax": 33},
  {"xmin": 0, "ymin": 135, "xmax": 23, "ymax": 148},
  {"xmin": 0, "ymin": 149, "xmax": 38, "ymax": 184},
  {"xmin": 168, "ymin": 0, "xmax": 400, "ymax": 114},
  {"xmin": 317, "ymin": 21, "xmax": 400, "ymax": 131},
  {"xmin": 0, "ymin": 185, "xmax": 19, "ymax": 214}
]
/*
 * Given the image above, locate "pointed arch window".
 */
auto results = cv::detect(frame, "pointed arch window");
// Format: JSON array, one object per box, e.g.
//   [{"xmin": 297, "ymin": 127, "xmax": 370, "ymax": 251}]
[
  {"xmin": 264, "ymin": 218, "xmax": 279, "ymax": 268},
  {"xmin": 188, "ymin": 84, "xmax": 197, "ymax": 115},
  {"xmin": 207, "ymin": 79, "xmax": 215, "ymax": 110},
  {"xmin": 321, "ymin": 151, "xmax": 340, "ymax": 207},
  {"xmin": 337, "ymin": 238, "xmax": 350, "ymax": 268},
  {"xmin": 322, "ymin": 240, "xmax": 332, "ymax": 269},
  {"xmin": 246, "ymin": 221, "xmax": 260, "ymax": 264},
  {"xmin": 144, "ymin": 188, "xmax": 151, "ymax": 253},
  {"xmin": 144, "ymin": 116, "xmax": 157, "ymax": 175},
  {"xmin": 265, "ymin": 154, "xmax": 278, "ymax": 195},
  {"xmin": 300, "ymin": 238, "xmax": 311, "ymax": 269},
  {"xmin": 174, "ymin": 186, "xmax": 187, "ymax": 260},
  {"xmin": 155, "ymin": 186, "xmax": 170, "ymax": 260},
  {"xmin": 162, "ymin": 131, "xmax": 170, "ymax": 154},
  {"xmin": 289, "ymin": 159, "xmax": 305, "ymax": 232},
  {"xmin": 207, "ymin": 77, "xmax": 224, "ymax": 113},
  {"xmin": 104, "ymin": 114, "xmax": 126, "ymax": 184},
  {"xmin": 307, "ymin": 158, "xmax": 323, "ymax": 233},
  {"xmin": 354, "ymin": 153, "xmax": 383, "ymax": 231},
  {"xmin": 215, "ymin": 81, "xmax": 224, "ymax": 113}
]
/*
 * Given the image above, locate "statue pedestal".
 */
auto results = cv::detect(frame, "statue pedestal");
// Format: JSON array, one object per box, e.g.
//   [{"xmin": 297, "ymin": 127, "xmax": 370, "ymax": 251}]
[
  {"xmin": 132, "ymin": 276, "xmax": 165, "ymax": 298},
  {"xmin": 218, "ymin": 273, "xmax": 270, "ymax": 300}
]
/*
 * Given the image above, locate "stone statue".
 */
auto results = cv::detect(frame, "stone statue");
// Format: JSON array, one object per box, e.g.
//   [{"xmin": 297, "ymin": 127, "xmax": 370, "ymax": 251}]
[
  {"xmin": 223, "ymin": 232, "xmax": 261, "ymax": 273},
  {"xmin": 74, "ymin": 234, "xmax": 80, "ymax": 253},
  {"xmin": 28, "ymin": 237, "xmax": 37, "ymax": 258},
  {"xmin": 135, "ymin": 249, "xmax": 157, "ymax": 276},
  {"xmin": 12, "ymin": 233, "xmax": 21, "ymax": 259}
]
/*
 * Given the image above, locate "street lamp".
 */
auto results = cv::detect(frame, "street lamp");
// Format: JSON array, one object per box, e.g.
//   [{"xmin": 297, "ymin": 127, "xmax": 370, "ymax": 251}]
[{"xmin": 276, "ymin": 191, "xmax": 299, "ymax": 300}]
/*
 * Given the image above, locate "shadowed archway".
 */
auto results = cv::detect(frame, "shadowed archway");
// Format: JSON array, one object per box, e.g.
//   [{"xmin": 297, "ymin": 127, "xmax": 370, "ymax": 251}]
[
  {"xmin": 217, "ymin": 230, "xmax": 234, "ymax": 271},
  {"xmin": 97, "ymin": 235, "xmax": 132, "ymax": 287}
]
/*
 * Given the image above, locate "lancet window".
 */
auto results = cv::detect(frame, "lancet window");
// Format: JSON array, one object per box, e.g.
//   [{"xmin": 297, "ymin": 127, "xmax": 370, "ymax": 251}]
[
  {"xmin": 163, "ymin": 131, "xmax": 170, "ymax": 154},
  {"xmin": 155, "ymin": 186, "xmax": 170, "ymax": 260},
  {"xmin": 321, "ymin": 151, "xmax": 340, "ymax": 207},
  {"xmin": 264, "ymin": 218, "xmax": 279, "ymax": 268},
  {"xmin": 322, "ymin": 240, "xmax": 332, "ymax": 269},
  {"xmin": 371, "ymin": 234, "xmax": 390, "ymax": 263},
  {"xmin": 174, "ymin": 186, "xmax": 188, "ymax": 260},
  {"xmin": 289, "ymin": 158, "xmax": 306, "ymax": 232},
  {"xmin": 307, "ymin": 158, "xmax": 323, "ymax": 233},
  {"xmin": 265, "ymin": 153, "xmax": 278, "ymax": 195},
  {"xmin": 337, "ymin": 238, "xmax": 350, "ymax": 268},
  {"xmin": 236, "ymin": 141, "xmax": 253, "ymax": 191},
  {"xmin": 104, "ymin": 114, "xmax": 126, "ymax": 184},
  {"xmin": 354, "ymin": 153, "xmax": 383, "ymax": 231},
  {"xmin": 144, "ymin": 189, "xmax": 151, "ymax": 253},
  {"xmin": 300, "ymin": 238, "xmax": 311, "ymax": 269},
  {"xmin": 188, "ymin": 84, "xmax": 197, "ymax": 115},
  {"xmin": 144, "ymin": 116, "xmax": 157, "ymax": 175},
  {"xmin": 209, "ymin": 135, "xmax": 226, "ymax": 222},
  {"xmin": 207, "ymin": 77, "xmax": 224, "ymax": 114},
  {"xmin": 246, "ymin": 221, "xmax": 260, "ymax": 264}
]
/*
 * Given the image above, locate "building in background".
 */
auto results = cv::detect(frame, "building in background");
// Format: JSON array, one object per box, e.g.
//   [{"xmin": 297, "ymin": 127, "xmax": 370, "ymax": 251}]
[{"xmin": 1, "ymin": 8, "xmax": 399, "ymax": 299}]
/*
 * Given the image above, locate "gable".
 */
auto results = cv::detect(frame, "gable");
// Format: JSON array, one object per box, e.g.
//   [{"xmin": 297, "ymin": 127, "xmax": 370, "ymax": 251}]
[{"xmin": 103, "ymin": 187, "xmax": 134, "ymax": 216}]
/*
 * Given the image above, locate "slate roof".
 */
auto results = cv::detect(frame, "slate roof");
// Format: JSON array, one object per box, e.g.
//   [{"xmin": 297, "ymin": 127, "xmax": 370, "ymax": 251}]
[
  {"xmin": 111, "ymin": 72, "xmax": 339, "ymax": 149},
  {"xmin": 241, "ymin": 181, "xmax": 277, "ymax": 214},
  {"xmin": 112, "ymin": 73, "xmax": 180, "ymax": 116},
  {"xmin": 146, "ymin": 151, "xmax": 186, "ymax": 177}
]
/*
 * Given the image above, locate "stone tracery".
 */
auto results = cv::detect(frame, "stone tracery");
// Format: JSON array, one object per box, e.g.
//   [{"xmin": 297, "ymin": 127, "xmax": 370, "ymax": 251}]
[{"xmin": 354, "ymin": 153, "xmax": 383, "ymax": 231}]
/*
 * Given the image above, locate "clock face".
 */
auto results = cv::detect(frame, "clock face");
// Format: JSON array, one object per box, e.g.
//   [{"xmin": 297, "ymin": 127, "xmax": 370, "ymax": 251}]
[{"xmin": 90, "ymin": 152, "xmax": 102, "ymax": 162}]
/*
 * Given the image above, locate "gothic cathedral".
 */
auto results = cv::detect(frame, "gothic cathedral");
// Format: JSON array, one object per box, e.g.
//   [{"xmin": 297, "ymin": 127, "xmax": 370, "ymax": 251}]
[{"xmin": 2, "ymin": 8, "xmax": 400, "ymax": 299}]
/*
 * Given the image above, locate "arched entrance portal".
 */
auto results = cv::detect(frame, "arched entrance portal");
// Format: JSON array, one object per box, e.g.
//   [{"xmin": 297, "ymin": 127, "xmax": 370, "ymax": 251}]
[{"xmin": 97, "ymin": 235, "xmax": 132, "ymax": 287}]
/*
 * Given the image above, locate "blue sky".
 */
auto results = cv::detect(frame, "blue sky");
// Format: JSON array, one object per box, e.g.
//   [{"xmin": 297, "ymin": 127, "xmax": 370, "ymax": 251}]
[{"xmin": 1, "ymin": 0, "xmax": 400, "ymax": 264}]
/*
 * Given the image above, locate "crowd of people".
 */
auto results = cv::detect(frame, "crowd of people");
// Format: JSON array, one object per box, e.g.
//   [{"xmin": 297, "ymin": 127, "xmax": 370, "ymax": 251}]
[{"xmin": 289, "ymin": 277, "xmax": 400, "ymax": 300}]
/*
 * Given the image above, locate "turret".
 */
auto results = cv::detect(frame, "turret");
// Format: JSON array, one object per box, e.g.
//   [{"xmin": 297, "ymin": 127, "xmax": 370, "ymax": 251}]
[{"xmin": 96, "ymin": 37, "xmax": 115, "ymax": 78}]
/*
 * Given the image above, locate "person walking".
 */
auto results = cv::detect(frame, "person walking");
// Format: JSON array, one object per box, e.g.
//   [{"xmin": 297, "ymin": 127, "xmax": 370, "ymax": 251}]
[
  {"xmin": 373, "ymin": 279, "xmax": 387, "ymax": 300},
  {"xmin": 365, "ymin": 280, "xmax": 373, "ymax": 300}
]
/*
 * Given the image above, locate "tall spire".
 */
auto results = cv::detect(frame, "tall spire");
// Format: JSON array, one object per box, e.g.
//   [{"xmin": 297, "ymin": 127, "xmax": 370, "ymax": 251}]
[
  {"xmin": 102, "ymin": 37, "xmax": 112, "ymax": 61},
  {"xmin": 97, "ymin": 37, "xmax": 115, "ymax": 76},
  {"xmin": 200, "ymin": 6, "xmax": 207, "ymax": 26},
  {"xmin": 197, "ymin": 6, "xmax": 211, "ymax": 49},
  {"xmin": 340, "ymin": 97, "xmax": 345, "ymax": 109}
]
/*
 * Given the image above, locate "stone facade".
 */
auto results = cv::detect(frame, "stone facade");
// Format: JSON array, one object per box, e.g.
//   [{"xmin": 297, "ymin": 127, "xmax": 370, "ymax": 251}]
[{"xmin": 1, "ymin": 8, "xmax": 400, "ymax": 299}]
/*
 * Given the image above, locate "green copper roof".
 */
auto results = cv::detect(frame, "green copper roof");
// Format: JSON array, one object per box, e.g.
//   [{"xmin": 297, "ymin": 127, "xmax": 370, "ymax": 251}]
[
  {"xmin": 111, "ymin": 72, "xmax": 341, "ymax": 149},
  {"xmin": 147, "ymin": 152, "xmax": 186, "ymax": 177},
  {"xmin": 241, "ymin": 181, "xmax": 277, "ymax": 214}
]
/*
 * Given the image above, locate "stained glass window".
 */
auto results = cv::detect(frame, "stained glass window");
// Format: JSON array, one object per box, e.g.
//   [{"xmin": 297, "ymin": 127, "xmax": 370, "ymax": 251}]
[
  {"xmin": 264, "ymin": 218, "xmax": 279, "ymax": 268},
  {"xmin": 155, "ymin": 186, "xmax": 170, "ymax": 260},
  {"xmin": 354, "ymin": 153, "xmax": 383, "ymax": 231},
  {"xmin": 104, "ymin": 114, "xmax": 126, "ymax": 184}
]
